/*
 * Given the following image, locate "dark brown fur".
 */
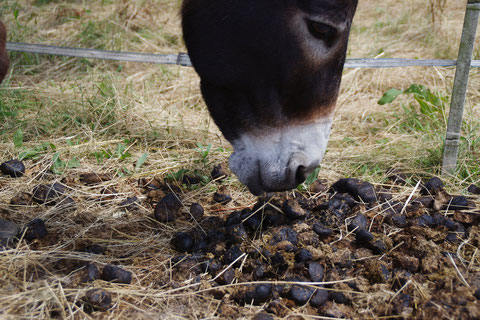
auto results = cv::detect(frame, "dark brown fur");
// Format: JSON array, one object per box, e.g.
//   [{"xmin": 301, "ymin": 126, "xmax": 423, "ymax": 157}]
[
  {"xmin": 0, "ymin": 21, "xmax": 9, "ymax": 84},
  {"xmin": 182, "ymin": 0, "xmax": 358, "ymax": 141}
]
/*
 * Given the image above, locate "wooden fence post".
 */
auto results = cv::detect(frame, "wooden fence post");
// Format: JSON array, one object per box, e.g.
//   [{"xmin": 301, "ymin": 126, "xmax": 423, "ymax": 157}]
[{"xmin": 442, "ymin": 0, "xmax": 480, "ymax": 175}]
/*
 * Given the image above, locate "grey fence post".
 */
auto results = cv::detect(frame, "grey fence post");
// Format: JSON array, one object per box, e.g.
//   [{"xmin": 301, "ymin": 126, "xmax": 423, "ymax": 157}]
[{"xmin": 442, "ymin": 0, "xmax": 480, "ymax": 176}]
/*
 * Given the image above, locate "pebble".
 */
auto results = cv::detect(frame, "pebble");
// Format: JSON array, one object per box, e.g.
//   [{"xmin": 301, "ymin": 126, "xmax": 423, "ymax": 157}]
[
  {"xmin": 101, "ymin": 264, "xmax": 132, "ymax": 284},
  {"xmin": 288, "ymin": 284, "xmax": 314, "ymax": 306},
  {"xmin": 295, "ymin": 248, "xmax": 313, "ymax": 263},
  {"xmin": 313, "ymin": 223, "xmax": 333, "ymax": 238},
  {"xmin": 23, "ymin": 218, "xmax": 48, "ymax": 241},
  {"xmin": 154, "ymin": 193, "xmax": 181, "ymax": 223},
  {"xmin": 213, "ymin": 192, "xmax": 232, "ymax": 204},
  {"xmin": 85, "ymin": 289, "xmax": 112, "ymax": 311},
  {"xmin": 190, "ymin": 203, "xmax": 204, "ymax": 220},
  {"xmin": 0, "ymin": 159, "xmax": 25, "ymax": 178},
  {"xmin": 308, "ymin": 262, "xmax": 324, "ymax": 282},
  {"xmin": 211, "ymin": 163, "xmax": 229, "ymax": 180},
  {"xmin": 283, "ymin": 199, "xmax": 308, "ymax": 220},
  {"xmin": 0, "ymin": 219, "xmax": 20, "ymax": 242},
  {"xmin": 420, "ymin": 177, "xmax": 444, "ymax": 195},
  {"xmin": 173, "ymin": 232, "xmax": 194, "ymax": 252}
]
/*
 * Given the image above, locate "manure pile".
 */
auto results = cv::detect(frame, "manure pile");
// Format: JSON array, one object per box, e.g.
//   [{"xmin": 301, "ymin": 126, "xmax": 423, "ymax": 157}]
[{"xmin": 1, "ymin": 159, "xmax": 480, "ymax": 319}]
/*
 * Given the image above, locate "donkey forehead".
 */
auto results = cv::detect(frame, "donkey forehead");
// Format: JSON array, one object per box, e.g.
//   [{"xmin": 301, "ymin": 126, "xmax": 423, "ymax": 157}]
[{"xmin": 298, "ymin": 0, "xmax": 358, "ymax": 20}]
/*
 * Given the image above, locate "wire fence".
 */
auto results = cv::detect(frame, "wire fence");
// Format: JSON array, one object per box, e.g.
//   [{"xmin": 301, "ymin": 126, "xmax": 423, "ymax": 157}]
[{"xmin": 6, "ymin": 42, "xmax": 480, "ymax": 69}]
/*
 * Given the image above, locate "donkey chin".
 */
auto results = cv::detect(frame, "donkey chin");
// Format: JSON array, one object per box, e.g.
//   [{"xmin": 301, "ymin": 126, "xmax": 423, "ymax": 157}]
[{"xmin": 228, "ymin": 117, "xmax": 333, "ymax": 196}]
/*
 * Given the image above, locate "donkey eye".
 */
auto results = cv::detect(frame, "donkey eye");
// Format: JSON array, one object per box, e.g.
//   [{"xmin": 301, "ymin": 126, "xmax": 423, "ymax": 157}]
[{"xmin": 306, "ymin": 19, "xmax": 337, "ymax": 46}]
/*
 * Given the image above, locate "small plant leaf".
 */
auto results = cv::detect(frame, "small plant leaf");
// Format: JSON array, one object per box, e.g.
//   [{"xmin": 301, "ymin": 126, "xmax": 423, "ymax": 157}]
[
  {"xmin": 67, "ymin": 157, "xmax": 80, "ymax": 168},
  {"xmin": 135, "ymin": 153, "xmax": 148, "ymax": 171},
  {"xmin": 304, "ymin": 167, "xmax": 321, "ymax": 187},
  {"xmin": 378, "ymin": 88, "xmax": 403, "ymax": 105}
]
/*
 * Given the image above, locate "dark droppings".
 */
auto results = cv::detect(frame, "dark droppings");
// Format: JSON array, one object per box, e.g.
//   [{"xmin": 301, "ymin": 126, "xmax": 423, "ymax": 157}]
[
  {"xmin": 85, "ymin": 289, "xmax": 112, "ymax": 311},
  {"xmin": 288, "ymin": 284, "xmax": 315, "ymax": 306},
  {"xmin": 23, "ymin": 218, "xmax": 48, "ymax": 241},
  {"xmin": 101, "ymin": 264, "xmax": 132, "ymax": 284},
  {"xmin": 0, "ymin": 159, "xmax": 26, "ymax": 178},
  {"xmin": 119, "ymin": 196, "xmax": 138, "ymax": 211},
  {"xmin": 213, "ymin": 192, "xmax": 232, "ymax": 204},
  {"xmin": 283, "ymin": 199, "xmax": 309, "ymax": 220},
  {"xmin": 295, "ymin": 248, "xmax": 313, "ymax": 263},
  {"xmin": 245, "ymin": 284, "xmax": 271, "ymax": 305},
  {"xmin": 0, "ymin": 219, "xmax": 20, "ymax": 240},
  {"xmin": 82, "ymin": 264, "xmax": 101, "ymax": 283},
  {"xmin": 154, "ymin": 193, "xmax": 182, "ymax": 222},
  {"xmin": 173, "ymin": 232, "xmax": 194, "ymax": 253},
  {"xmin": 420, "ymin": 177, "xmax": 444, "ymax": 195},
  {"xmin": 80, "ymin": 172, "xmax": 112, "ymax": 185},
  {"xmin": 190, "ymin": 203, "xmax": 204, "ymax": 220},
  {"xmin": 211, "ymin": 163, "xmax": 229, "ymax": 180},
  {"xmin": 32, "ymin": 182, "xmax": 66, "ymax": 205},
  {"xmin": 467, "ymin": 184, "xmax": 480, "ymax": 195},
  {"xmin": 308, "ymin": 262, "xmax": 324, "ymax": 282}
]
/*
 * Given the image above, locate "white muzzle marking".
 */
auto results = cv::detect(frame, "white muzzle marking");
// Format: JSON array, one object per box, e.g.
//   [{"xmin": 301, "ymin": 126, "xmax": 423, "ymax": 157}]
[{"xmin": 229, "ymin": 116, "xmax": 334, "ymax": 195}]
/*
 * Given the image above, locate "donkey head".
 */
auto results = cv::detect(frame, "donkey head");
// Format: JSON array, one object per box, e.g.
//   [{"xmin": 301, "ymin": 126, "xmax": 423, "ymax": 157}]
[{"xmin": 182, "ymin": 0, "xmax": 358, "ymax": 195}]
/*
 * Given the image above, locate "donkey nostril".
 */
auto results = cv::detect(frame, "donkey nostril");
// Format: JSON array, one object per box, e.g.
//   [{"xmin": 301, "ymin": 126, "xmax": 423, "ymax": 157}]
[{"xmin": 295, "ymin": 165, "xmax": 309, "ymax": 185}]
